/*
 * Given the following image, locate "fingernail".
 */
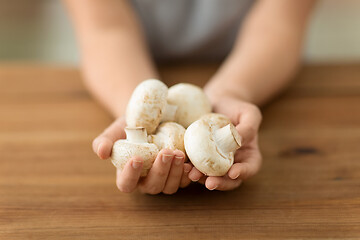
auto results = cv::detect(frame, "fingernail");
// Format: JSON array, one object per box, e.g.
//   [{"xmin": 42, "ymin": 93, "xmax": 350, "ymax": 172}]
[
  {"xmin": 184, "ymin": 164, "xmax": 192, "ymax": 173},
  {"xmin": 93, "ymin": 138, "xmax": 99, "ymax": 151},
  {"xmin": 208, "ymin": 185, "xmax": 217, "ymax": 191},
  {"xmin": 132, "ymin": 160, "xmax": 142, "ymax": 169},
  {"xmin": 96, "ymin": 142, "xmax": 102, "ymax": 155},
  {"xmin": 191, "ymin": 177, "xmax": 200, "ymax": 182},
  {"xmin": 232, "ymin": 173, "xmax": 240, "ymax": 179},
  {"xmin": 174, "ymin": 156, "xmax": 183, "ymax": 165},
  {"xmin": 162, "ymin": 154, "xmax": 173, "ymax": 164},
  {"xmin": 97, "ymin": 142, "xmax": 109, "ymax": 159}
]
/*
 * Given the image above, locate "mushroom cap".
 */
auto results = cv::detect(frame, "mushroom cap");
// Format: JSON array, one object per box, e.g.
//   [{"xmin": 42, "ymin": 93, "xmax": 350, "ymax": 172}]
[
  {"xmin": 110, "ymin": 140, "xmax": 159, "ymax": 177},
  {"xmin": 184, "ymin": 118, "xmax": 234, "ymax": 176},
  {"xmin": 149, "ymin": 122, "xmax": 186, "ymax": 153},
  {"xmin": 200, "ymin": 113, "xmax": 231, "ymax": 130},
  {"xmin": 126, "ymin": 79, "xmax": 168, "ymax": 134},
  {"xmin": 167, "ymin": 83, "xmax": 211, "ymax": 128}
]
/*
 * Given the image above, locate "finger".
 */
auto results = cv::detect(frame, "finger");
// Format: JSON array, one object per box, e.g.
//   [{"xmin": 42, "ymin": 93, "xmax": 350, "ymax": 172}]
[
  {"xmin": 93, "ymin": 138, "xmax": 113, "ymax": 160},
  {"xmin": 188, "ymin": 167, "xmax": 204, "ymax": 182},
  {"xmin": 229, "ymin": 142, "xmax": 262, "ymax": 180},
  {"xmin": 162, "ymin": 150, "xmax": 185, "ymax": 194},
  {"xmin": 179, "ymin": 163, "xmax": 192, "ymax": 188},
  {"xmin": 92, "ymin": 117, "xmax": 126, "ymax": 159},
  {"xmin": 116, "ymin": 157, "xmax": 143, "ymax": 193},
  {"xmin": 236, "ymin": 105, "xmax": 262, "ymax": 145},
  {"xmin": 205, "ymin": 176, "xmax": 242, "ymax": 191},
  {"xmin": 228, "ymin": 152, "xmax": 262, "ymax": 180},
  {"xmin": 139, "ymin": 149, "xmax": 174, "ymax": 195}
]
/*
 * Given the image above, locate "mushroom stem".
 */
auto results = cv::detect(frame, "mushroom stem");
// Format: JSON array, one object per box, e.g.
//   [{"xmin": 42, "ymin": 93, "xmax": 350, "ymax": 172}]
[
  {"xmin": 125, "ymin": 127, "xmax": 148, "ymax": 143},
  {"xmin": 214, "ymin": 124, "xmax": 242, "ymax": 154},
  {"xmin": 161, "ymin": 103, "xmax": 177, "ymax": 122}
]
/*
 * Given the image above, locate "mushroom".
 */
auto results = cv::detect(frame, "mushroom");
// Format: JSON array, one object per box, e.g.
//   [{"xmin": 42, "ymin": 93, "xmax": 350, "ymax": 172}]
[
  {"xmin": 167, "ymin": 83, "xmax": 212, "ymax": 128},
  {"xmin": 148, "ymin": 122, "xmax": 186, "ymax": 153},
  {"xmin": 126, "ymin": 79, "xmax": 177, "ymax": 134},
  {"xmin": 184, "ymin": 115, "xmax": 242, "ymax": 176},
  {"xmin": 110, "ymin": 127, "xmax": 159, "ymax": 177},
  {"xmin": 199, "ymin": 113, "xmax": 231, "ymax": 129}
]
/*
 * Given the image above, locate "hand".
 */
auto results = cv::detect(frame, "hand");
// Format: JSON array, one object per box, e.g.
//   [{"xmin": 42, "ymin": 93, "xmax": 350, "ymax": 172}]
[
  {"xmin": 92, "ymin": 117, "xmax": 192, "ymax": 194},
  {"xmin": 187, "ymin": 95, "xmax": 263, "ymax": 191}
]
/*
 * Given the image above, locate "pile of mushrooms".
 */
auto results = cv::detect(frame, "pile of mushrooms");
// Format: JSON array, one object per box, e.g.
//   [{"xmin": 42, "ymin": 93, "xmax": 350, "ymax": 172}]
[{"xmin": 110, "ymin": 79, "xmax": 242, "ymax": 177}]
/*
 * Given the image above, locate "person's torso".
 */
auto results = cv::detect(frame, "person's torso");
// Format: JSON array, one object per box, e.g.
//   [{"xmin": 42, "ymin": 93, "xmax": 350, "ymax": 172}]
[{"xmin": 131, "ymin": 0, "xmax": 254, "ymax": 62}]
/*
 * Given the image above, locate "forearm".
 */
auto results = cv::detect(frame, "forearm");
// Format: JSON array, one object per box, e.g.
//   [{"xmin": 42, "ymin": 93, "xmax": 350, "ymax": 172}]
[
  {"xmin": 64, "ymin": 0, "xmax": 157, "ymax": 117},
  {"xmin": 205, "ymin": 0, "xmax": 316, "ymax": 106}
]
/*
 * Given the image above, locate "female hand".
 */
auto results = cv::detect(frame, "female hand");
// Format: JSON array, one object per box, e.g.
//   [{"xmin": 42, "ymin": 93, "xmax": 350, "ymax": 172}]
[
  {"xmin": 187, "ymin": 96, "xmax": 263, "ymax": 191},
  {"xmin": 92, "ymin": 117, "xmax": 192, "ymax": 194}
]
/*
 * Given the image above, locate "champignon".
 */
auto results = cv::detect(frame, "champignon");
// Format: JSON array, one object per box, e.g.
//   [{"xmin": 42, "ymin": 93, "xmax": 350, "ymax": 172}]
[
  {"xmin": 126, "ymin": 79, "xmax": 177, "ymax": 134},
  {"xmin": 184, "ymin": 115, "xmax": 242, "ymax": 176},
  {"xmin": 110, "ymin": 127, "xmax": 159, "ymax": 177},
  {"xmin": 199, "ymin": 113, "xmax": 231, "ymax": 129},
  {"xmin": 148, "ymin": 122, "xmax": 186, "ymax": 153},
  {"xmin": 167, "ymin": 83, "xmax": 212, "ymax": 128}
]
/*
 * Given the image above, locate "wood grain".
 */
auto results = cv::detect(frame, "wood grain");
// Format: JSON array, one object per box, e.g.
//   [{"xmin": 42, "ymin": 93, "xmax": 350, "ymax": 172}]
[{"xmin": 0, "ymin": 63, "xmax": 359, "ymax": 239}]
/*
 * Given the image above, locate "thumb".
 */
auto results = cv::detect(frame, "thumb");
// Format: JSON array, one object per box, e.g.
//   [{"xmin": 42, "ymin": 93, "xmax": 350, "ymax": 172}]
[
  {"xmin": 92, "ymin": 117, "xmax": 126, "ymax": 159},
  {"xmin": 235, "ymin": 105, "xmax": 262, "ymax": 145}
]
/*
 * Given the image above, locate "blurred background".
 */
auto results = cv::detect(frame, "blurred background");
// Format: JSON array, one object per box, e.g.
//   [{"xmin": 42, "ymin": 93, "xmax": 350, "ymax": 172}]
[{"xmin": 0, "ymin": 0, "xmax": 359, "ymax": 65}]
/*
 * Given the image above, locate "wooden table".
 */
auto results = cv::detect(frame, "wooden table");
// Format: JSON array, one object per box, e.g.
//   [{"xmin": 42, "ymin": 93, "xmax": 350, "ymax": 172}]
[{"xmin": 0, "ymin": 64, "xmax": 359, "ymax": 239}]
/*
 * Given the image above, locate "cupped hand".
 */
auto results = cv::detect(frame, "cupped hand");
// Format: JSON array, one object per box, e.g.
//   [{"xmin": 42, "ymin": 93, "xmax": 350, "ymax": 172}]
[
  {"xmin": 188, "ymin": 96, "xmax": 263, "ymax": 191},
  {"xmin": 92, "ymin": 117, "xmax": 192, "ymax": 194}
]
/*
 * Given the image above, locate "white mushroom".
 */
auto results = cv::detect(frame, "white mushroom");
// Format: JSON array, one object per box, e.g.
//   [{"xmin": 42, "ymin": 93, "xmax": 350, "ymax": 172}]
[
  {"xmin": 126, "ymin": 79, "xmax": 177, "ymax": 134},
  {"xmin": 167, "ymin": 83, "xmax": 212, "ymax": 128},
  {"xmin": 199, "ymin": 113, "xmax": 231, "ymax": 129},
  {"xmin": 148, "ymin": 122, "xmax": 186, "ymax": 153},
  {"xmin": 110, "ymin": 127, "xmax": 159, "ymax": 177},
  {"xmin": 184, "ymin": 116, "xmax": 242, "ymax": 176}
]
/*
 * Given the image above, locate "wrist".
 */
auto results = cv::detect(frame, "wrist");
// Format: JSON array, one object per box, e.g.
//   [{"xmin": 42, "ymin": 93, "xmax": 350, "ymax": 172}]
[{"xmin": 204, "ymin": 78, "xmax": 254, "ymax": 106}]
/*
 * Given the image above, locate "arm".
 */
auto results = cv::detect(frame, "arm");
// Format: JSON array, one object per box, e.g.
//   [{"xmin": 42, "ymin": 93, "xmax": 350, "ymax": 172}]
[
  {"xmin": 64, "ymin": 0, "xmax": 191, "ymax": 194},
  {"xmin": 189, "ymin": 0, "xmax": 316, "ymax": 190},
  {"xmin": 205, "ymin": 0, "xmax": 316, "ymax": 106},
  {"xmin": 63, "ymin": 0, "xmax": 157, "ymax": 117}
]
